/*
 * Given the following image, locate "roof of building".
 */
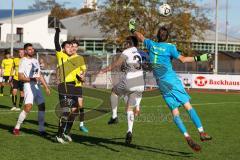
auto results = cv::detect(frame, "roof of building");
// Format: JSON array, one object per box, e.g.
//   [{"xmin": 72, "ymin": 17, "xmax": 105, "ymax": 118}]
[
  {"xmin": 192, "ymin": 30, "xmax": 240, "ymax": 44},
  {"xmin": 0, "ymin": 9, "xmax": 42, "ymax": 19},
  {"xmin": 0, "ymin": 9, "xmax": 50, "ymax": 24},
  {"xmin": 0, "ymin": 9, "xmax": 49, "ymax": 19},
  {"xmin": 60, "ymin": 10, "xmax": 105, "ymax": 40}
]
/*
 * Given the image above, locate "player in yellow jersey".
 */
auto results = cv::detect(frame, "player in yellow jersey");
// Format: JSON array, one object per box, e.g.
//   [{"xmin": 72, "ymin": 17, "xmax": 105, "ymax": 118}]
[
  {"xmin": 0, "ymin": 51, "xmax": 14, "ymax": 96},
  {"xmin": 54, "ymin": 27, "xmax": 81, "ymax": 143},
  {"xmin": 10, "ymin": 49, "xmax": 25, "ymax": 111},
  {"xmin": 71, "ymin": 40, "xmax": 88, "ymax": 133}
]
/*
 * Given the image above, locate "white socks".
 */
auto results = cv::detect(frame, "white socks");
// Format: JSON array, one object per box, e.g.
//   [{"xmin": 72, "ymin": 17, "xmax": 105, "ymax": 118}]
[
  {"xmin": 80, "ymin": 122, "xmax": 84, "ymax": 127},
  {"xmin": 127, "ymin": 111, "xmax": 134, "ymax": 133},
  {"xmin": 135, "ymin": 98, "xmax": 141, "ymax": 111},
  {"xmin": 15, "ymin": 110, "xmax": 28, "ymax": 129},
  {"xmin": 184, "ymin": 132, "xmax": 190, "ymax": 138},
  {"xmin": 111, "ymin": 93, "xmax": 118, "ymax": 119},
  {"xmin": 38, "ymin": 111, "xmax": 45, "ymax": 132},
  {"xmin": 198, "ymin": 127, "xmax": 204, "ymax": 133}
]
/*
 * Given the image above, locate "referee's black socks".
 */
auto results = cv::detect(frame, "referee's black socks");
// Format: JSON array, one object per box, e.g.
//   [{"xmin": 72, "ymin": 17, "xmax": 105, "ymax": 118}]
[
  {"xmin": 12, "ymin": 95, "xmax": 17, "ymax": 107},
  {"xmin": 79, "ymin": 108, "xmax": 85, "ymax": 122},
  {"xmin": 19, "ymin": 96, "xmax": 24, "ymax": 108}
]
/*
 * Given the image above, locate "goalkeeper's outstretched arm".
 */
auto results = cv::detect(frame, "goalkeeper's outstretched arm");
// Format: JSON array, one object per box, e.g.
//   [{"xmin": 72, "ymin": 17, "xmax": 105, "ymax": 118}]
[
  {"xmin": 178, "ymin": 54, "xmax": 212, "ymax": 63},
  {"xmin": 128, "ymin": 19, "xmax": 146, "ymax": 42},
  {"xmin": 54, "ymin": 28, "xmax": 61, "ymax": 52}
]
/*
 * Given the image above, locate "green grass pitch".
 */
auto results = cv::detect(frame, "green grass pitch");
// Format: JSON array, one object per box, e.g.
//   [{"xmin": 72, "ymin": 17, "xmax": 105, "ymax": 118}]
[{"xmin": 0, "ymin": 86, "xmax": 239, "ymax": 160}]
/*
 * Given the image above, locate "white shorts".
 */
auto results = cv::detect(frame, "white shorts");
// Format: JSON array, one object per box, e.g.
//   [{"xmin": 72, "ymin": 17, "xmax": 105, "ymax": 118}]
[
  {"xmin": 23, "ymin": 83, "xmax": 45, "ymax": 105},
  {"xmin": 126, "ymin": 92, "xmax": 142, "ymax": 107},
  {"xmin": 113, "ymin": 77, "xmax": 143, "ymax": 107},
  {"xmin": 124, "ymin": 94, "xmax": 142, "ymax": 107}
]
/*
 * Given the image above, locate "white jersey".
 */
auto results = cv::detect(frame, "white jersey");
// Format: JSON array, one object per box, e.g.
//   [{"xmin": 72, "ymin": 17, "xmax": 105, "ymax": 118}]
[
  {"xmin": 18, "ymin": 57, "xmax": 44, "ymax": 105},
  {"xmin": 18, "ymin": 57, "xmax": 41, "ymax": 79},
  {"xmin": 119, "ymin": 47, "xmax": 144, "ymax": 92},
  {"xmin": 121, "ymin": 47, "xmax": 144, "ymax": 79}
]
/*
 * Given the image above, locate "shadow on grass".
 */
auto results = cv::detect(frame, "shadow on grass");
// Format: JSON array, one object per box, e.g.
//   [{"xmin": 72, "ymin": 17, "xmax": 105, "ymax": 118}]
[
  {"xmin": 24, "ymin": 119, "xmax": 58, "ymax": 129},
  {"xmin": 0, "ymin": 122, "xmax": 57, "ymax": 142},
  {"xmin": 71, "ymin": 134, "xmax": 193, "ymax": 158},
  {"xmin": 0, "ymin": 104, "xmax": 11, "ymax": 109}
]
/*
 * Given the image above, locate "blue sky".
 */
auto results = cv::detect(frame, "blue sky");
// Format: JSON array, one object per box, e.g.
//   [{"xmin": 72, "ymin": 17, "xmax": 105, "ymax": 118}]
[{"xmin": 0, "ymin": 0, "xmax": 239, "ymax": 38}]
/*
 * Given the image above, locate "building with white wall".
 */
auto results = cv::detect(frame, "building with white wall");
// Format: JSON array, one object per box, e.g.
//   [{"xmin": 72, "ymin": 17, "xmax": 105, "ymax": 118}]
[{"xmin": 0, "ymin": 10, "xmax": 67, "ymax": 49}]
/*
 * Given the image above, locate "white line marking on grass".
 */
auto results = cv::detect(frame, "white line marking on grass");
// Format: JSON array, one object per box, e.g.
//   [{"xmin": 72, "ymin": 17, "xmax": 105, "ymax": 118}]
[{"xmin": 0, "ymin": 101, "xmax": 239, "ymax": 115}]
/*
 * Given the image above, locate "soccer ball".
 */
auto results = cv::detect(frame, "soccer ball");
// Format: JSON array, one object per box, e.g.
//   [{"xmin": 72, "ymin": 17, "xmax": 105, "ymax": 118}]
[{"xmin": 159, "ymin": 4, "xmax": 172, "ymax": 17}]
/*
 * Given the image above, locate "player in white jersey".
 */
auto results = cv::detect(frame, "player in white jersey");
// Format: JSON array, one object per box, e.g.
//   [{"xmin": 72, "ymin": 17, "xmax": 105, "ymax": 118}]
[
  {"xmin": 13, "ymin": 43, "xmax": 50, "ymax": 136},
  {"xmin": 99, "ymin": 36, "xmax": 144, "ymax": 144}
]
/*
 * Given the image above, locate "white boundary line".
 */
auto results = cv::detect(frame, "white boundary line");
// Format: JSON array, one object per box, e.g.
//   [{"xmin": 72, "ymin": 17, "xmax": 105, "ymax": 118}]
[{"xmin": 0, "ymin": 101, "xmax": 239, "ymax": 115}]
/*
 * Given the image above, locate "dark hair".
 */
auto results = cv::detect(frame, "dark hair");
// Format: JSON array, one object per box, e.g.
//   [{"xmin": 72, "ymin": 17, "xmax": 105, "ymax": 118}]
[
  {"xmin": 126, "ymin": 36, "xmax": 138, "ymax": 47},
  {"xmin": 61, "ymin": 41, "xmax": 72, "ymax": 49},
  {"xmin": 4, "ymin": 49, "xmax": 10, "ymax": 55},
  {"xmin": 157, "ymin": 26, "xmax": 169, "ymax": 42},
  {"xmin": 71, "ymin": 40, "xmax": 79, "ymax": 46},
  {"xmin": 24, "ymin": 43, "xmax": 33, "ymax": 50}
]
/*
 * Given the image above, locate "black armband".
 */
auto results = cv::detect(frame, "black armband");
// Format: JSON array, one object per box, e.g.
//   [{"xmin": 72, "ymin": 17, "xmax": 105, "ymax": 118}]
[
  {"xmin": 130, "ymin": 29, "xmax": 136, "ymax": 34},
  {"xmin": 194, "ymin": 56, "xmax": 200, "ymax": 62}
]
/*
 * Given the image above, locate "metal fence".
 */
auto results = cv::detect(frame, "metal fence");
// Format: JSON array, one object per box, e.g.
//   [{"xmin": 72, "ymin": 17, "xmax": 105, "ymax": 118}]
[{"xmin": 33, "ymin": 52, "xmax": 240, "ymax": 89}]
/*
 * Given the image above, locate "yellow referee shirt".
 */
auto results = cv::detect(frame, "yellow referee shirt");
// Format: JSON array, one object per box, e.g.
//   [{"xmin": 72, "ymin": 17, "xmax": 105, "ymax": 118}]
[
  {"xmin": 1, "ymin": 58, "xmax": 13, "ymax": 76},
  {"xmin": 70, "ymin": 54, "xmax": 86, "ymax": 87},
  {"xmin": 56, "ymin": 51, "xmax": 86, "ymax": 86}
]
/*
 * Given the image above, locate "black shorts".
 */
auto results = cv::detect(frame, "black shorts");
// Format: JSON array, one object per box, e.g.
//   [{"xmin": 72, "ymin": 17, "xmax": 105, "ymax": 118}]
[
  {"xmin": 2, "ymin": 76, "xmax": 10, "ymax": 83},
  {"xmin": 12, "ymin": 79, "xmax": 24, "ymax": 91},
  {"xmin": 58, "ymin": 82, "xmax": 83, "ymax": 108}
]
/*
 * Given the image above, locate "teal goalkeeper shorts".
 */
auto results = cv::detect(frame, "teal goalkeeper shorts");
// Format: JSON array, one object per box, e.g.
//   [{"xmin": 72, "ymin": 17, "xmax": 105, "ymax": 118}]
[{"xmin": 157, "ymin": 79, "xmax": 190, "ymax": 111}]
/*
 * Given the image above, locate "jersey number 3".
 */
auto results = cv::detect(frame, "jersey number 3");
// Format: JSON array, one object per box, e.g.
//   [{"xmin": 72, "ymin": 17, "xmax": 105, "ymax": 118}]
[{"xmin": 133, "ymin": 55, "xmax": 142, "ymax": 70}]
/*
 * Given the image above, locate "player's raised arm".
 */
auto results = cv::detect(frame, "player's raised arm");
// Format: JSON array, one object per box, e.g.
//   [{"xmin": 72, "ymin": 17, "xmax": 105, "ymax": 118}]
[
  {"xmin": 178, "ymin": 53, "xmax": 212, "ymax": 63},
  {"xmin": 54, "ymin": 27, "xmax": 61, "ymax": 52},
  {"xmin": 129, "ymin": 19, "xmax": 145, "ymax": 42},
  {"xmin": 99, "ymin": 56, "xmax": 125, "ymax": 74}
]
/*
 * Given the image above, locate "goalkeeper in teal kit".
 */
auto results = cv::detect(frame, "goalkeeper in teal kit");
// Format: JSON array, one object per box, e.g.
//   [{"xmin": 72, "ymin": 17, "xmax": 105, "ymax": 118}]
[{"xmin": 129, "ymin": 19, "xmax": 212, "ymax": 152}]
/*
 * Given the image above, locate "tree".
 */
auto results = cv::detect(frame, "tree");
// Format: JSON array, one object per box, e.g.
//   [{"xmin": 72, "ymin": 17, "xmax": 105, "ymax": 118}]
[
  {"xmin": 50, "ymin": 4, "xmax": 76, "ymax": 19},
  {"xmin": 29, "ymin": 0, "xmax": 77, "ymax": 19},
  {"xmin": 92, "ymin": 0, "xmax": 212, "ymax": 55},
  {"xmin": 77, "ymin": 8, "xmax": 96, "ymax": 15},
  {"xmin": 29, "ymin": 0, "xmax": 58, "ymax": 10}
]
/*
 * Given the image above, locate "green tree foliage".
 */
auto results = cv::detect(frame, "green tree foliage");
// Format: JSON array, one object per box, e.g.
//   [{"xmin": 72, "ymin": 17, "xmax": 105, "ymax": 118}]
[
  {"xmin": 29, "ymin": 0, "xmax": 59, "ymax": 10},
  {"xmin": 94, "ymin": 0, "xmax": 212, "ymax": 55},
  {"xmin": 77, "ymin": 8, "xmax": 96, "ymax": 15},
  {"xmin": 50, "ymin": 4, "xmax": 76, "ymax": 19},
  {"xmin": 29, "ymin": 0, "xmax": 77, "ymax": 19}
]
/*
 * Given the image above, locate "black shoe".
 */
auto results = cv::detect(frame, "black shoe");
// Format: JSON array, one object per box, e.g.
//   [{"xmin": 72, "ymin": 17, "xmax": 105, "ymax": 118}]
[
  {"xmin": 125, "ymin": 132, "xmax": 132, "ymax": 145},
  {"xmin": 107, "ymin": 117, "xmax": 118, "ymax": 125}
]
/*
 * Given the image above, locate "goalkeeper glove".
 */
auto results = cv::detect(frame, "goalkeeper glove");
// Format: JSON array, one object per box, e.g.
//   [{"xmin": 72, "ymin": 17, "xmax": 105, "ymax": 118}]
[
  {"xmin": 194, "ymin": 53, "xmax": 212, "ymax": 62},
  {"xmin": 129, "ymin": 18, "xmax": 136, "ymax": 33}
]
